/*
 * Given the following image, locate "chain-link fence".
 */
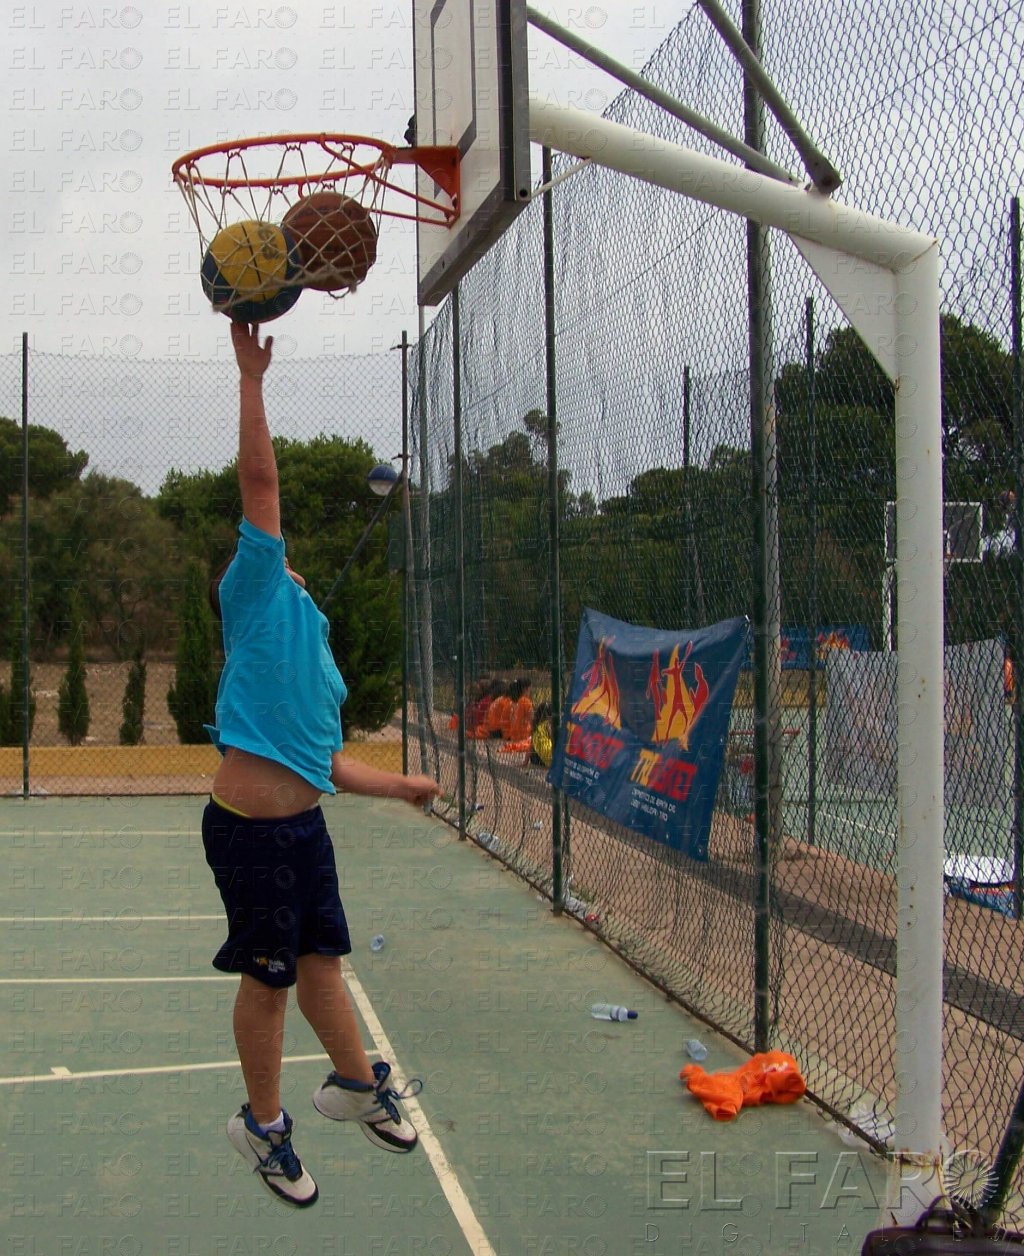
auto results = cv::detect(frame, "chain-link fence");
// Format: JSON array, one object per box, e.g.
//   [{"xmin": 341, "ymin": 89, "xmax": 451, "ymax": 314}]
[
  {"xmin": 0, "ymin": 345, "xmax": 407, "ymax": 794},
  {"xmin": 406, "ymin": 0, "xmax": 1024, "ymax": 1218}
]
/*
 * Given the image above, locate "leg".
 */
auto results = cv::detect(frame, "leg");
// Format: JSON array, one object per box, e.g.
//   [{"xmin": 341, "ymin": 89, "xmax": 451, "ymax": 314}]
[
  {"xmin": 295, "ymin": 953, "xmax": 375, "ymax": 1084},
  {"xmin": 301, "ymin": 953, "xmax": 420, "ymax": 1152},
  {"xmin": 233, "ymin": 973, "xmax": 289, "ymax": 1124}
]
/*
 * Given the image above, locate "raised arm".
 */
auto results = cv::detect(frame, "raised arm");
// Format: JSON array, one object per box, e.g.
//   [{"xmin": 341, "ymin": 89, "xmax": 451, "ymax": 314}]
[{"xmin": 231, "ymin": 321, "xmax": 280, "ymax": 538}]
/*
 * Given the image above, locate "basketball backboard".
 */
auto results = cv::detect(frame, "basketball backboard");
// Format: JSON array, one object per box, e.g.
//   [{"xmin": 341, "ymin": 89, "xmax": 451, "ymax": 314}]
[
  {"xmin": 412, "ymin": 0, "xmax": 531, "ymax": 305},
  {"xmin": 885, "ymin": 500, "xmax": 983, "ymax": 565}
]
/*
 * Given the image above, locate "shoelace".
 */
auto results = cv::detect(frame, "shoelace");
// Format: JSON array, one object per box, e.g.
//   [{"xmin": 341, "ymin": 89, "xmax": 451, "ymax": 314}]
[
  {"xmin": 263, "ymin": 1132, "xmax": 303, "ymax": 1182},
  {"xmin": 371, "ymin": 1066, "xmax": 424, "ymax": 1125}
]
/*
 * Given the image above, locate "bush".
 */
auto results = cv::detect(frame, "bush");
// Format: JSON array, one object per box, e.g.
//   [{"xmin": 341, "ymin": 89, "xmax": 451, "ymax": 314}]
[
  {"xmin": 58, "ymin": 590, "xmax": 90, "ymax": 745},
  {"xmin": 168, "ymin": 562, "xmax": 216, "ymax": 743},
  {"xmin": 119, "ymin": 642, "xmax": 146, "ymax": 746}
]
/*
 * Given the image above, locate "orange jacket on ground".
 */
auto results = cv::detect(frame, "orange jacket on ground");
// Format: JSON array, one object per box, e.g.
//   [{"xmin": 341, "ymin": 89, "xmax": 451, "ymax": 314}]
[{"xmin": 679, "ymin": 1051, "xmax": 806, "ymax": 1121}]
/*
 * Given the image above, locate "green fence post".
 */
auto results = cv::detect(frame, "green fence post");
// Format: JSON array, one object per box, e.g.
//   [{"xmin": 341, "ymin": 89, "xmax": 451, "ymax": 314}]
[
  {"xmin": 543, "ymin": 146, "xmax": 567, "ymax": 909},
  {"xmin": 452, "ymin": 287, "xmax": 467, "ymax": 840},
  {"xmin": 21, "ymin": 331, "xmax": 30, "ymax": 800},
  {"xmin": 1011, "ymin": 197, "xmax": 1023, "ymax": 922},
  {"xmin": 805, "ymin": 298, "xmax": 818, "ymax": 849}
]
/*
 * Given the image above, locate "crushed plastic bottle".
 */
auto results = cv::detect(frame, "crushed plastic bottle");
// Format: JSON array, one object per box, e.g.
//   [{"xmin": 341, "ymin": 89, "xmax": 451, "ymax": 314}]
[
  {"xmin": 685, "ymin": 1038, "xmax": 708, "ymax": 1061},
  {"xmin": 369, "ymin": 934, "xmax": 385, "ymax": 952},
  {"xmin": 590, "ymin": 1003, "xmax": 638, "ymax": 1022}
]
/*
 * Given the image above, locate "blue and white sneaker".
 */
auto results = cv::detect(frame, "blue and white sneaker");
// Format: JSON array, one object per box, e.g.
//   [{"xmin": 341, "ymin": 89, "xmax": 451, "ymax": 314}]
[
  {"xmin": 227, "ymin": 1105, "xmax": 319, "ymax": 1208},
  {"xmin": 313, "ymin": 1061, "xmax": 422, "ymax": 1153}
]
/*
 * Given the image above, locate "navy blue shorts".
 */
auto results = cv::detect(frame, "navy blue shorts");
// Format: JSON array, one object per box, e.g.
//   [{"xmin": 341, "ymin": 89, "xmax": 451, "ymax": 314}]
[{"xmin": 202, "ymin": 800, "xmax": 351, "ymax": 988}]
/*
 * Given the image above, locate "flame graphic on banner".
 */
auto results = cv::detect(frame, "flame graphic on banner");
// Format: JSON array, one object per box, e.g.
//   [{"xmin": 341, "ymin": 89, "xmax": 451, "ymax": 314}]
[
  {"xmin": 571, "ymin": 638, "xmax": 622, "ymax": 729},
  {"xmin": 647, "ymin": 641, "xmax": 710, "ymax": 750},
  {"xmin": 816, "ymin": 630, "xmax": 851, "ymax": 661}
]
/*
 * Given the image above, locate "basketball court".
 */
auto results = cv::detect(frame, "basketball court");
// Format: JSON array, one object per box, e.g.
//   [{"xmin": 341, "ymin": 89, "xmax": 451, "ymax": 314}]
[
  {"xmin": 0, "ymin": 0, "xmax": 954, "ymax": 1241},
  {"xmin": 1, "ymin": 792, "xmax": 887, "ymax": 1253}
]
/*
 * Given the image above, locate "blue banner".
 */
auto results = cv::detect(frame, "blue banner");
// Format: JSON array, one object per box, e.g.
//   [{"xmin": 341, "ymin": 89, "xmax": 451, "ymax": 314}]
[
  {"xmin": 740, "ymin": 624, "xmax": 871, "ymax": 669},
  {"xmin": 547, "ymin": 610, "xmax": 748, "ymax": 862}
]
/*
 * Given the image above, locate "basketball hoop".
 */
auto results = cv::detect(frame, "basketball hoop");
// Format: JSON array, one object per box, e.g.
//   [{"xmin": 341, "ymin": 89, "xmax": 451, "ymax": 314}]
[{"xmin": 171, "ymin": 133, "xmax": 460, "ymax": 298}]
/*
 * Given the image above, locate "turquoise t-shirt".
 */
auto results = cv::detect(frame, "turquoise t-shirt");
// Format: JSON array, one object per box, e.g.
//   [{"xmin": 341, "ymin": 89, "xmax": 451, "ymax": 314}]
[{"xmin": 204, "ymin": 518, "xmax": 347, "ymax": 793}]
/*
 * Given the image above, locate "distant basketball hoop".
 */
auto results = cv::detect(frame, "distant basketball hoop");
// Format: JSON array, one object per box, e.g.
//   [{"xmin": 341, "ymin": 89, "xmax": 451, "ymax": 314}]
[{"xmin": 885, "ymin": 499, "xmax": 983, "ymax": 566}]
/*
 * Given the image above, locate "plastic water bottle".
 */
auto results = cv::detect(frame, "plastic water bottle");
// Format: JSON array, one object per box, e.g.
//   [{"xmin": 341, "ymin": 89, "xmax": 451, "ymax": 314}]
[
  {"xmin": 590, "ymin": 1003, "xmax": 638, "ymax": 1022},
  {"xmin": 685, "ymin": 1038, "xmax": 708, "ymax": 1061},
  {"xmin": 369, "ymin": 934, "xmax": 385, "ymax": 952}
]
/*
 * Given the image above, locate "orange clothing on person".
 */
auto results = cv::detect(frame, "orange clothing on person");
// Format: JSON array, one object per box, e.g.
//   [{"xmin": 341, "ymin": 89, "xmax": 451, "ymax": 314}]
[
  {"xmin": 465, "ymin": 695, "xmax": 492, "ymax": 739},
  {"xmin": 486, "ymin": 695, "xmax": 513, "ymax": 740},
  {"xmin": 508, "ymin": 695, "xmax": 534, "ymax": 743},
  {"xmin": 679, "ymin": 1051, "xmax": 806, "ymax": 1121}
]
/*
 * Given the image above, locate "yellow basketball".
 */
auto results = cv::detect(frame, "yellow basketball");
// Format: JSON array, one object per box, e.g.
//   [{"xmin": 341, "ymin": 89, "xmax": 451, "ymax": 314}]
[{"xmin": 200, "ymin": 220, "xmax": 302, "ymax": 322}]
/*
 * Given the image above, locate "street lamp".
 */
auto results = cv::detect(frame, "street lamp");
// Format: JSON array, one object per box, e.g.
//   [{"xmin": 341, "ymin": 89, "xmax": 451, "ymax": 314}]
[{"xmin": 318, "ymin": 460, "xmax": 404, "ymax": 613}]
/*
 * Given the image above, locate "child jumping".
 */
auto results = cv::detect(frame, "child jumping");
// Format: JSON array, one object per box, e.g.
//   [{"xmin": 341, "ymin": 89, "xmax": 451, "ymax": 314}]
[{"xmin": 202, "ymin": 322, "xmax": 440, "ymax": 1208}]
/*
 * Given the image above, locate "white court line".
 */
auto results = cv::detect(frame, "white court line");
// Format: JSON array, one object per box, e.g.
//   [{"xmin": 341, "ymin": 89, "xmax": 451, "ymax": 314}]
[
  {"xmin": 342, "ymin": 962, "xmax": 497, "ymax": 1256},
  {"xmin": 820, "ymin": 808, "xmax": 896, "ymax": 840},
  {"xmin": 5, "ymin": 831, "xmax": 196, "ymax": 838},
  {"xmin": 0, "ymin": 976, "xmax": 236, "ymax": 985},
  {"xmin": 0, "ymin": 960, "xmax": 496, "ymax": 1254},
  {"xmin": 0, "ymin": 1052, "xmax": 328, "ymax": 1087},
  {"xmin": 0, "ymin": 915, "xmax": 223, "ymax": 923}
]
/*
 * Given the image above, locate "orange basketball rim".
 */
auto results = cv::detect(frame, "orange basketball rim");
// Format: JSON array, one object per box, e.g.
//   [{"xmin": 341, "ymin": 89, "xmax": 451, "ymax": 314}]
[{"xmin": 172, "ymin": 133, "xmax": 461, "ymax": 293}]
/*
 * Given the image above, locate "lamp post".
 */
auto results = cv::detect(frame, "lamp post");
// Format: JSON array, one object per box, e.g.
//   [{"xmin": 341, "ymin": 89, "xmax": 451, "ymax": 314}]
[{"xmin": 318, "ymin": 461, "xmax": 402, "ymax": 614}]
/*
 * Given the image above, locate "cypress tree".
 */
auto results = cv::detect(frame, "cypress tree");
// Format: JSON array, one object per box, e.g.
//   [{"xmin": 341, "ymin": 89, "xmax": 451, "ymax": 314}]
[
  {"xmin": 119, "ymin": 640, "xmax": 147, "ymax": 746},
  {"xmin": 58, "ymin": 589, "xmax": 90, "ymax": 746},
  {"xmin": 167, "ymin": 562, "xmax": 216, "ymax": 743}
]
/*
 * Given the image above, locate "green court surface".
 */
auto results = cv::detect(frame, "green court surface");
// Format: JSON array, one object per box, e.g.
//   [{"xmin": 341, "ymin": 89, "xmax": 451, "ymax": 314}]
[{"xmin": 1, "ymin": 794, "xmax": 888, "ymax": 1255}]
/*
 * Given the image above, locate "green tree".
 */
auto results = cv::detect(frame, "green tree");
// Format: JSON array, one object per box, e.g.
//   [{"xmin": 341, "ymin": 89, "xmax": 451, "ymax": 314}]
[
  {"xmin": 0, "ymin": 417, "xmax": 88, "ymax": 516},
  {"xmin": 1, "ymin": 472, "xmax": 186, "ymax": 659},
  {"xmin": 167, "ymin": 563, "xmax": 217, "ymax": 744},
  {"xmin": 774, "ymin": 314, "xmax": 1015, "ymax": 645},
  {"xmin": 57, "ymin": 589, "xmax": 90, "ymax": 746},
  {"xmin": 159, "ymin": 434, "xmax": 402, "ymax": 733},
  {"xmin": 1, "ymin": 589, "xmax": 35, "ymax": 747},
  {"xmin": 119, "ymin": 641, "xmax": 146, "ymax": 746}
]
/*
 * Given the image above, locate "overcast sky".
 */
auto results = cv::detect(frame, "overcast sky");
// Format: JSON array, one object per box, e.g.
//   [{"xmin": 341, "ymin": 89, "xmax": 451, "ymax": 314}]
[{"xmin": 2, "ymin": 2, "xmax": 689, "ymax": 366}]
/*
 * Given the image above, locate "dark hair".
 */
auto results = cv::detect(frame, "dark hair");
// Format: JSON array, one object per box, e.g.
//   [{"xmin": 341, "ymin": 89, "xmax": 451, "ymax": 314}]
[
  {"xmin": 208, "ymin": 554, "xmax": 235, "ymax": 622},
  {"xmin": 509, "ymin": 676, "xmax": 532, "ymax": 702}
]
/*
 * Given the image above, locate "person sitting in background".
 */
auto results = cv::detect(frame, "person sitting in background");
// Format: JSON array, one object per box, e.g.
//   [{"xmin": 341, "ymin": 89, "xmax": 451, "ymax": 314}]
[
  {"xmin": 507, "ymin": 677, "xmax": 534, "ymax": 744},
  {"xmin": 530, "ymin": 701, "xmax": 554, "ymax": 767},
  {"xmin": 465, "ymin": 676, "xmax": 494, "ymax": 738},
  {"xmin": 486, "ymin": 680, "xmax": 513, "ymax": 740}
]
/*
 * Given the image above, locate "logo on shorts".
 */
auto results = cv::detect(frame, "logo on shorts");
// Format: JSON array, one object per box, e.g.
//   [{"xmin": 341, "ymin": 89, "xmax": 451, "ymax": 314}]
[{"xmin": 255, "ymin": 956, "xmax": 287, "ymax": 975}]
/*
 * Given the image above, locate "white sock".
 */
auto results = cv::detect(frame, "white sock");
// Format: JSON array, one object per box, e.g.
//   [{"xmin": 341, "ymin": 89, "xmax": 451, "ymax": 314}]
[{"xmin": 258, "ymin": 1111, "xmax": 287, "ymax": 1134}]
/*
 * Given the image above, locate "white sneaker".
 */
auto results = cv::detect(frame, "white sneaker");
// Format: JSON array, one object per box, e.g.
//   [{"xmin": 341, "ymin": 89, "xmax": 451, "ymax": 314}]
[
  {"xmin": 227, "ymin": 1105, "xmax": 319, "ymax": 1208},
  {"xmin": 313, "ymin": 1061, "xmax": 421, "ymax": 1153}
]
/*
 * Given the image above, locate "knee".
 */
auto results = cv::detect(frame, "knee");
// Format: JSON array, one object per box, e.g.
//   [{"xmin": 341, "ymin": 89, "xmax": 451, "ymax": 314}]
[{"xmin": 295, "ymin": 954, "xmax": 342, "ymax": 1013}]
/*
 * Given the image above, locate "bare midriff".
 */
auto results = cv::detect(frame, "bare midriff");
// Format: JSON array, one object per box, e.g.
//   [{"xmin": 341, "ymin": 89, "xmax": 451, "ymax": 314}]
[{"xmin": 212, "ymin": 746, "xmax": 323, "ymax": 819}]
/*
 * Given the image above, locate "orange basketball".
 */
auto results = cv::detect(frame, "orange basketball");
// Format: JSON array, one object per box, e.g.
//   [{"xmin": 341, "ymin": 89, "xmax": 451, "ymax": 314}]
[{"xmin": 281, "ymin": 192, "xmax": 378, "ymax": 292}]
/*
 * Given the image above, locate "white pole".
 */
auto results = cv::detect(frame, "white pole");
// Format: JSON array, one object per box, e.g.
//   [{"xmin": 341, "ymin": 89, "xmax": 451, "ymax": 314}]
[
  {"xmin": 527, "ymin": 97, "xmax": 932, "ymax": 269},
  {"xmin": 526, "ymin": 97, "xmax": 946, "ymax": 1203},
  {"xmin": 888, "ymin": 242, "xmax": 945, "ymax": 1217}
]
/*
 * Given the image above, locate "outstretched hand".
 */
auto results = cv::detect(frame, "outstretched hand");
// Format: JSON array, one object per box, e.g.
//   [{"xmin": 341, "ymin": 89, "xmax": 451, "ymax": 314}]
[
  {"xmin": 402, "ymin": 774, "xmax": 442, "ymax": 809},
  {"xmin": 231, "ymin": 321, "xmax": 273, "ymax": 379}
]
